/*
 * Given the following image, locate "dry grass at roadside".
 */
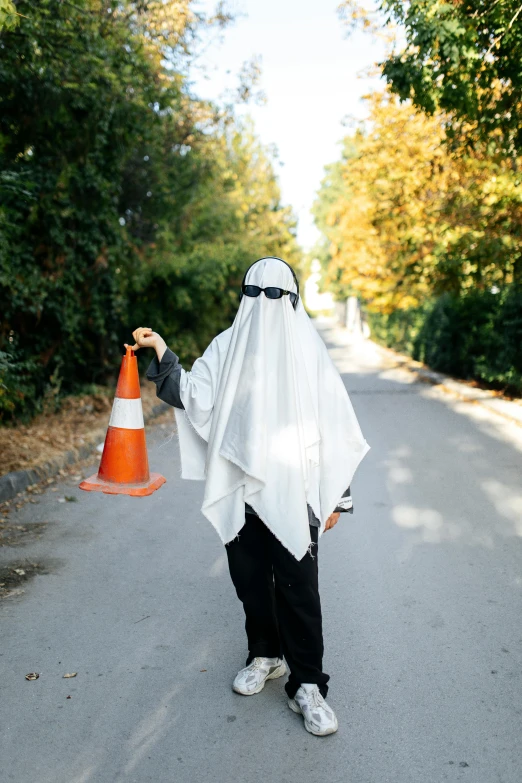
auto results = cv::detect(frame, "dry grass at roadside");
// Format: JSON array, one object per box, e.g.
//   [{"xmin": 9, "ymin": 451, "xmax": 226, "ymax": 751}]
[{"xmin": 0, "ymin": 382, "xmax": 163, "ymax": 476}]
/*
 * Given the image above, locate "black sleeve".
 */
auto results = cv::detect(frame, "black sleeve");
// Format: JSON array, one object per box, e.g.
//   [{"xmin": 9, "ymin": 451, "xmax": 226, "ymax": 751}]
[
  {"xmin": 145, "ymin": 347, "xmax": 185, "ymax": 409},
  {"xmin": 334, "ymin": 485, "xmax": 353, "ymax": 514}
]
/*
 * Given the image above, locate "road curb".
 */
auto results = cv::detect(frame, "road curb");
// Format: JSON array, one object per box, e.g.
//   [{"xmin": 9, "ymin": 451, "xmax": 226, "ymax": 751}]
[
  {"xmin": 370, "ymin": 340, "xmax": 522, "ymax": 427},
  {"xmin": 0, "ymin": 401, "xmax": 170, "ymax": 503}
]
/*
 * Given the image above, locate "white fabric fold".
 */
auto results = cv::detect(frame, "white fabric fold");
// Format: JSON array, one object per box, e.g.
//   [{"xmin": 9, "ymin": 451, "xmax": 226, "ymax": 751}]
[{"xmin": 174, "ymin": 257, "xmax": 370, "ymax": 560}]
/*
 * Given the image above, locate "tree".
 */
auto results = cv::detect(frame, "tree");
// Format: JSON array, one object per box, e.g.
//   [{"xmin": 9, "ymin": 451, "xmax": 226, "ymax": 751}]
[
  {"xmin": 313, "ymin": 90, "xmax": 522, "ymax": 312},
  {"xmin": 0, "ymin": 1, "xmax": 300, "ymax": 419},
  {"xmin": 339, "ymin": 0, "xmax": 522, "ymax": 156}
]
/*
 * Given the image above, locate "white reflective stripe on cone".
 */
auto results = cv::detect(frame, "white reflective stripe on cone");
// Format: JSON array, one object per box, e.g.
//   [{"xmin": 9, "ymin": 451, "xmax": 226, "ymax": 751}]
[{"xmin": 108, "ymin": 397, "xmax": 144, "ymax": 430}]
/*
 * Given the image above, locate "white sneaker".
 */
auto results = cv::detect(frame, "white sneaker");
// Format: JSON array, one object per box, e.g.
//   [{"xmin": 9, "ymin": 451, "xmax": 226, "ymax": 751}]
[
  {"xmin": 233, "ymin": 656, "xmax": 287, "ymax": 695},
  {"xmin": 288, "ymin": 683, "xmax": 338, "ymax": 736}
]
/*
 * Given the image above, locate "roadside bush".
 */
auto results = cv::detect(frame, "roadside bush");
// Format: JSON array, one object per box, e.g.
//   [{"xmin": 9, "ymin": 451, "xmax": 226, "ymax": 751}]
[
  {"xmin": 365, "ymin": 287, "xmax": 522, "ymax": 395},
  {"xmin": 0, "ymin": 1, "xmax": 300, "ymax": 422},
  {"xmin": 366, "ymin": 304, "xmax": 428, "ymax": 357}
]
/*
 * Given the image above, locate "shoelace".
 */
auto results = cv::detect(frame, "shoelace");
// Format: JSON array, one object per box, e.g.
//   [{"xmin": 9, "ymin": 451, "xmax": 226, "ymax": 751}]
[
  {"xmin": 248, "ymin": 657, "xmax": 267, "ymax": 671},
  {"xmin": 303, "ymin": 687, "xmax": 324, "ymax": 710}
]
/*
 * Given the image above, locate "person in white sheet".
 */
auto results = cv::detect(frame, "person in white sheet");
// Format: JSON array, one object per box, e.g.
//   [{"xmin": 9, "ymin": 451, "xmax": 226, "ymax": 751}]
[{"xmin": 127, "ymin": 256, "xmax": 370, "ymax": 736}]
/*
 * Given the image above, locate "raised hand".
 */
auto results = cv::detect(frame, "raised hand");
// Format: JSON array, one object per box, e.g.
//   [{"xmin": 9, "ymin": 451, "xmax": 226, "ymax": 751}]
[
  {"xmin": 124, "ymin": 327, "xmax": 157, "ymax": 351},
  {"xmin": 125, "ymin": 328, "xmax": 167, "ymax": 361}
]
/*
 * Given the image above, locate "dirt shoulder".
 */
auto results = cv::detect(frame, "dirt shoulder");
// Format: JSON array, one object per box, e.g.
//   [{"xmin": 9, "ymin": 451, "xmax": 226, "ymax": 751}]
[{"xmin": 0, "ymin": 381, "xmax": 163, "ymax": 477}]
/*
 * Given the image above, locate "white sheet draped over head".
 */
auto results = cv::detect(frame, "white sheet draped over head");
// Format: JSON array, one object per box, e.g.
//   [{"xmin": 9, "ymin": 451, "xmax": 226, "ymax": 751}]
[{"xmin": 174, "ymin": 256, "xmax": 370, "ymax": 560}]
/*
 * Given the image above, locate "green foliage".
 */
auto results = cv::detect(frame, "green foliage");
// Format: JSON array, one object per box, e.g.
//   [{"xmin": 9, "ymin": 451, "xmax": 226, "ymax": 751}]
[
  {"xmin": 340, "ymin": 0, "xmax": 522, "ymax": 154},
  {"xmin": 1, "ymin": 0, "xmax": 166, "ymax": 416},
  {"xmin": 415, "ymin": 287, "xmax": 522, "ymax": 392},
  {"xmin": 0, "ymin": 341, "xmax": 43, "ymax": 421},
  {"xmin": 368, "ymin": 287, "xmax": 522, "ymax": 395},
  {"xmin": 330, "ymin": 6, "xmax": 522, "ymax": 392},
  {"xmin": 0, "ymin": 1, "xmax": 300, "ymax": 421},
  {"xmin": 0, "ymin": 0, "xmax": 19, "ymax": 31},
  {"xmin": 366, "ymin": 304, "xmax": 429, "ymax": 357}
]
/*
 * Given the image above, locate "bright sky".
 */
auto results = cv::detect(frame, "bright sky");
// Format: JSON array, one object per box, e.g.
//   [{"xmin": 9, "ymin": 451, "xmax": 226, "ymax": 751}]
[{"xmin": 189, "ymin": 0, "xmax": 387, "ymax": 250}]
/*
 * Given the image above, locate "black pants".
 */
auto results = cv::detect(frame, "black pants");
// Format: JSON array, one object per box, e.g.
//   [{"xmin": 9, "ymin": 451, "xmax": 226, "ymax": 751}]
[{"xmin": 225, "ymin": 511, "xmax": 329, "ymax": 698}]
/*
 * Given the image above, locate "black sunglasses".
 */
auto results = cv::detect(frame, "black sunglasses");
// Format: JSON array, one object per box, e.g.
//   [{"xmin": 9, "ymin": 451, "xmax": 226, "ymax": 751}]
[{"xmin": 242, "ymin": 284, "xmax": 298, "ymax": 307}]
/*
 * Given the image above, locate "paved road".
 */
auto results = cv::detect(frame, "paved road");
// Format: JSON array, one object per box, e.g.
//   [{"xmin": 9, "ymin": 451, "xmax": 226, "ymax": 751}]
[{"xmin": 1, "ymin": 321, "xmax": 521, "ymax": 783}]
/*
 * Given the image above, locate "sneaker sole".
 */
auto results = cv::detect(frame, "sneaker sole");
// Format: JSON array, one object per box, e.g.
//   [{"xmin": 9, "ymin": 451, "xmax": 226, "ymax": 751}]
[
  {"xmin": 232, "ymin": 662, "xmax": 287, "ymax": 696},
  {"xmin": 287, "ymin": 698, "xmax": 339, "ymax": 736}
]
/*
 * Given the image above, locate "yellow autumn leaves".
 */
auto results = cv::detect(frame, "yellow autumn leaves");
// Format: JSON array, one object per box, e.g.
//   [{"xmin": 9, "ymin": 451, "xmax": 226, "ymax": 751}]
[{"xmin": 315, "ymin": 89, "xmax": 522, "ymax": 315}]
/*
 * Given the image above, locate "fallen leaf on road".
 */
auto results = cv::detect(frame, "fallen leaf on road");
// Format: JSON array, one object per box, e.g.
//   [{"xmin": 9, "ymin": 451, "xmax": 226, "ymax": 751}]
[
  {"xmin": 25, "ymin": 673, "xmax": 39, "ymax": 680},
  {"xmin": 14, "ymin": 568, "xmax": 25, "ymax": 576},
  {"xmin": 66, "ymin": 695, "xmax": 71, "ymax": 699},
  {"xmin": 57, "ymin": 498, "xmax": 66, "ymax": 503},
  {"xmin": 200, "ymin": 669, "xmax": 207, "ymax": 672},
  {"xmin": 63, "ymin": 672, "xmax": 77, "ymax": 678},
  {"xmin": 64, "ymin": 496, "xmax": 77, "ymax": 502}
]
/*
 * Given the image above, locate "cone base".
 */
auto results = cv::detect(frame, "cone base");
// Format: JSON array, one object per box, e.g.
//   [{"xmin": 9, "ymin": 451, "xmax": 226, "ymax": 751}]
[{"xmin": 79, "ymin": 472, "xmax": 166, "ymax": 497}]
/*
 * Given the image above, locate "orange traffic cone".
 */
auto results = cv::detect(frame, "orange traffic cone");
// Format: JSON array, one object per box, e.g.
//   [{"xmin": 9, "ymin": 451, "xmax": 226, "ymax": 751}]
[{"xmin": 79, "ymin": 346, "xmax": 166, "ymax": 497}]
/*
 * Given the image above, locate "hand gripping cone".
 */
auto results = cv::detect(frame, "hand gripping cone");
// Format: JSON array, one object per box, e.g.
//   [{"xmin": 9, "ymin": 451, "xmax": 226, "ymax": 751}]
[{"xmin": 79, "ymin": 346, "xmax": 166, "ymax": 497}]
